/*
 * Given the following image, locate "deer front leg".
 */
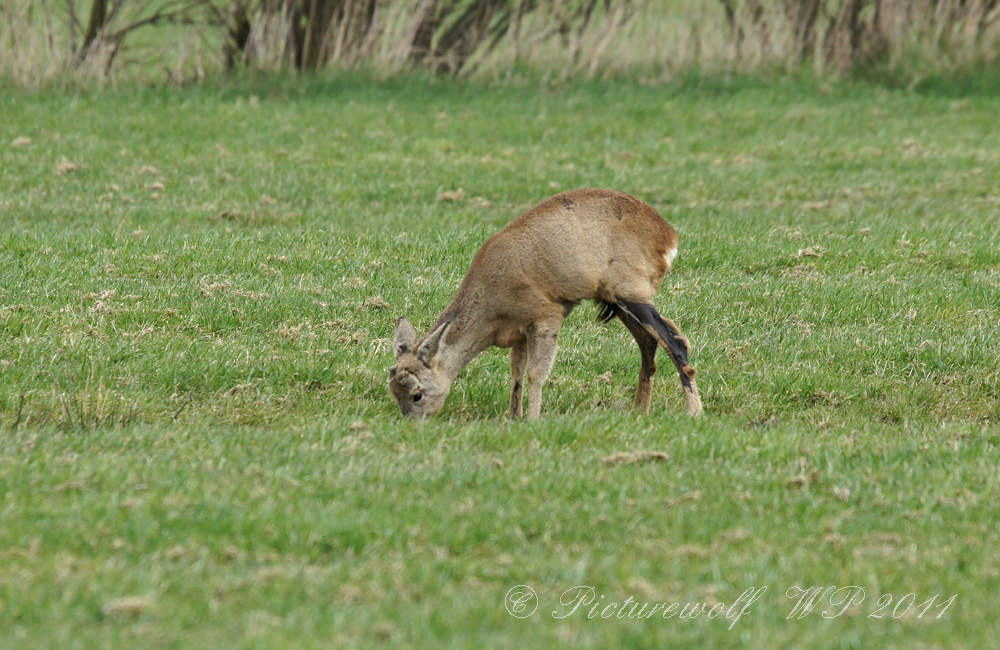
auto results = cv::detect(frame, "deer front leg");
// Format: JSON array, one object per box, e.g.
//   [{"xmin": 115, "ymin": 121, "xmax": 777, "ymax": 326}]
[
  {"xmin": 525, "ymin": 320, "xmax": 561, "ymax": 419},
  {"xmin": 509, "ymin": 341, "xmax": 527, "ymax": 419}
]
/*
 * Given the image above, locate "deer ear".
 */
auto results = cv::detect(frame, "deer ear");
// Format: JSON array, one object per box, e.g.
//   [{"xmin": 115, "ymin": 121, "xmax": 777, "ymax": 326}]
[
  {"xmin": 393, "ymin": 317, "xmax": 417, "ymax": 359},
  {"xmin": 416, "ymin": 321, "xmax": 451, "ymax": 365}
]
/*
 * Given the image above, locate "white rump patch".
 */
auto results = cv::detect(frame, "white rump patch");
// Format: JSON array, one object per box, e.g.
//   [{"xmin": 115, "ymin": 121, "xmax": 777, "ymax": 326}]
[{"xmin": 663, "ymin": 247, "xmax": 678, "ymax": 270}]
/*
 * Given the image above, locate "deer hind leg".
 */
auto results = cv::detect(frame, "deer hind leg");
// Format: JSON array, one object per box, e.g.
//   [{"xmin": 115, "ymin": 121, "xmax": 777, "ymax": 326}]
[
  {"xmin": 602, "ymin": 301, "xmax": 658, "ymax": 413},
  {"xmin": 616, "ymin": 300, "xmax": 703, "ymax": 416},
  {"xmin": 524, "ymin": 319, "xmax": 561, "ymax": 419},
  {"xmin": 623, "ymin": 317, "xmax": 659, "ymax": 413},
  {"xmin": 509, "ymin": 340, "xmax": 527, "ymax": 420}
]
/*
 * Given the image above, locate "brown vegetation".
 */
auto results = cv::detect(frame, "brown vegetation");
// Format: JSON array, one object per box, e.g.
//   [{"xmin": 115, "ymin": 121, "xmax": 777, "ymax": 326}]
[
  {"xmin": 1, "ymin": 0, "xmax": 999, "ymax": 84},
  {"xmin": 720, "ymin": 0, "xmax": 1000, "ymax": 72}
]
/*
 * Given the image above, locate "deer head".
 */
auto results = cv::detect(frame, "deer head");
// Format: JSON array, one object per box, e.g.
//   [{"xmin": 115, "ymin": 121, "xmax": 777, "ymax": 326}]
[{"xmin": 387, "ymin": 317, "xmax": 453, "ymax": 417}]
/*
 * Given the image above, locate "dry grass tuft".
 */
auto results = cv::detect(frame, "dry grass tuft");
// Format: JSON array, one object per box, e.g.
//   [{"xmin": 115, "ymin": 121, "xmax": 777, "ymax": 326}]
[
  {"xmin": 102, "ymin": 596, "xmax": 155, "ymax": 619},
  {"xmin": 601, "ymin": 450, "xmax": 670, "ymax": 466},
  {"xmin": 55, "ymin": 158, "xmax": 79, "ymax": 175},
  {"xmin": 436, "ymin": 189, "xmax": 466, "ymax": 202}
]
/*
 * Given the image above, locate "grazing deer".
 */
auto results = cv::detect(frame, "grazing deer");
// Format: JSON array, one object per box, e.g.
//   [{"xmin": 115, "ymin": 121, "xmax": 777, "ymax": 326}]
[{"xmin": 389, "ymin": 188, "xmax": 702, "ymax": 419}]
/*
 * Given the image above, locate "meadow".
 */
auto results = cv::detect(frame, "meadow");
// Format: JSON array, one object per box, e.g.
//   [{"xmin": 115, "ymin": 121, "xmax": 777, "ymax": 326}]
[{"xmin": 1, "ymin": 73, "xmax": 999, "ymax": 648}]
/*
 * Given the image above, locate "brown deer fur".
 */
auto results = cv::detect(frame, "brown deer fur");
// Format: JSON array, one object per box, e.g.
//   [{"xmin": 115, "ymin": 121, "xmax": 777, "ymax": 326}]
[{"xmin": 389, "ymin": 188, "xmax": 702, "ymax": 419}]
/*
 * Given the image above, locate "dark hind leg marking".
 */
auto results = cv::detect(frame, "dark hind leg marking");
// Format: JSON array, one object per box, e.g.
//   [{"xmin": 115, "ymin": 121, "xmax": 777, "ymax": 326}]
[
  {"xmin": 623, "ymin": 317, "xmax": 659, "ymax": 413},
  {"xmin": 603, "ymin": 302, "xmax": 659, "ymax": 412},
  {"xmin": 615, "ymin": 300, "xmax": 702, "ymax": 416}
]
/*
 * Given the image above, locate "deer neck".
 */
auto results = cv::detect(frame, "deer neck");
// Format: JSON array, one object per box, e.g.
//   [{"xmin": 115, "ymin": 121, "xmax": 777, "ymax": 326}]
[{"xmin": 435, "ymin": 294, "xmax": 495, "ymax": 383}]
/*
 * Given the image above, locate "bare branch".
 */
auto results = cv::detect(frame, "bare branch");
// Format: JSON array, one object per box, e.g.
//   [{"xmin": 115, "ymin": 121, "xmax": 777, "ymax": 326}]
[{"xmin": 67, "ymin": 0, "xmax": 79, "ymax": 54}]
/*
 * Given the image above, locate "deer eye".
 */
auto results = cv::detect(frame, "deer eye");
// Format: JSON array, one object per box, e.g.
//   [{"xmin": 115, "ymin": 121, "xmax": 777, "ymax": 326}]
[{"xmin": 412, "ymin": 392, "xmax": 423, "ymax": 403}]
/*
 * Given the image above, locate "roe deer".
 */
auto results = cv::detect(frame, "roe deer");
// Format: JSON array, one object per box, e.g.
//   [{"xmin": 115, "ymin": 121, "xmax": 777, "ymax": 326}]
[{"xmin": 388, "ymin": 188, "xmax": 702, "ymax": 419}]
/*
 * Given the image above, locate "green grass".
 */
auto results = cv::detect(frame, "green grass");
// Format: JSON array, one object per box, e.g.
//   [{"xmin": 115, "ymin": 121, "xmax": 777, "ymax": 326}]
[{"xmin": 1, "ymin": 74, "xmax": 999, "ymax": 648}]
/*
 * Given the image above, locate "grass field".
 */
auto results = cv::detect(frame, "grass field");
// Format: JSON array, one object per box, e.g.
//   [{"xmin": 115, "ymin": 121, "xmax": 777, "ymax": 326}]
[{"xmin": 2, "ymin": 73, "xmax": 999, "ymax": 648}]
